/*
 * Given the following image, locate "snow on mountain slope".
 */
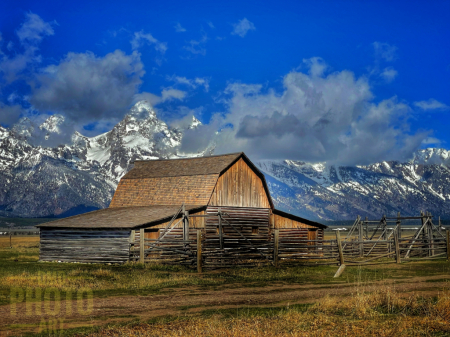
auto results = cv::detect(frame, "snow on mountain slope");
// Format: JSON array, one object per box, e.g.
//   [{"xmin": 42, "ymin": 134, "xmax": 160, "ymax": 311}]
[
  {"xmin": 0, "ymin": 101, "xmax": 205, "ymax": 217},
  {"xmin": 257, "ymin": 154, "xmax": 450, "ymax": 220},
  {"xmin": 2, "ymin": 99, "xmax": 450, "ymax": 219}
]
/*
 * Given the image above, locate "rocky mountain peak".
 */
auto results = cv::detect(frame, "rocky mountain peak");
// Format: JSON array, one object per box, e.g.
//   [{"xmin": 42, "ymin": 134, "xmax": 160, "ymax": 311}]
[
  {"xmin": 412, "ymin": 148, "xmax": 450, "ymax": 165},
  {"xmin": 11, "ymin": 117, "xmax": 35, "ymax": 140}
]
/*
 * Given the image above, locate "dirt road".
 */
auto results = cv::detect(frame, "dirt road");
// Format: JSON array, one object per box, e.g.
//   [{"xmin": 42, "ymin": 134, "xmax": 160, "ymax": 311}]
[{"xmin": 1, "ymin": 274, "xmax": 449, "ymax": 335}]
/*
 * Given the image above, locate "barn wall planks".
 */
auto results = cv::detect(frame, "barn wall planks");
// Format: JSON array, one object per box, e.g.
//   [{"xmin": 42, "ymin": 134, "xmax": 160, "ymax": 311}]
[
  {"xmin": 272, "ymin": 214, "xmax": 319, "ymax": 230},
  {"xmin": 209, "ymin": 158, "xmax": 271, "ymax": 208},
  {"xmin": 39, "ymin": 228, "xmax": 131, "ymax": 264}
]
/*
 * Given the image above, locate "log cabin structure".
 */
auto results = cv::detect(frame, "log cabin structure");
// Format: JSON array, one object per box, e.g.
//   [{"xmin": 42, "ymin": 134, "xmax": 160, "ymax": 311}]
[{"xmin": 37, "ymin": 153, "xmax": 326, "ymax": 265}]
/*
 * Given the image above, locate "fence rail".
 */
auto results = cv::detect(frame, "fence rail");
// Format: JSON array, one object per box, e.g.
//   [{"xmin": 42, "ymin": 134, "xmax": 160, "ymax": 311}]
[{"xmin": 130, "ymin": 208, "xmax": 450, "ymax": 272}]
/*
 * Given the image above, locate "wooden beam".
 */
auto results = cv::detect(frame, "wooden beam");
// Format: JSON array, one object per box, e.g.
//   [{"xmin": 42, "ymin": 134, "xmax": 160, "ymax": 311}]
[
  {"xmin": 218, "ymin": 208, "xmax": 223, "ymax": 250},
  {"xmin": 140, "ymin": 228, "xmax": 145, "ymax": 263},
  {"xmin": 274, "ymin": 229, "xmax": 279, "ymax": 268},
  {"xmin": 394, "ymin": 231, "xmax": 401, "ymax": 264},
  {"xmin": 358, "ymin": 218, "xmax": 363, "ymax": 258},
  {"xmin": 197, "ymin": 230, "xmax": 202, "ymax": 273},
  {"xmin": 447, "ymin": 230, "xmax": 450, "ymax": 262},
  {"xmin": 335, "ymin": 230, "xmax": 344, "ymax": 266}
]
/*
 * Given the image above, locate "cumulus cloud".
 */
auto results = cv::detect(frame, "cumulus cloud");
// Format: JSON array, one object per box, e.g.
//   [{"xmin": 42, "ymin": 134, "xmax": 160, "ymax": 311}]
[
  {"xmin": 167, "ymin": 75, "xmax": 210, "ymax": 92},
  {"xmin": 30, "ymin": 50, "xmax": 144, "ymax": 125},
  {"xmin": 414, "ymin": 99, "xmax": 450, "ymax": 111},
  {"xmin": 231, "ymin": 18, "xmax": 255, "ymax": 37},
  {"xmin": 380, "ymin": 67, "xmax": 398, "ymax": 82},
  {"xmin": 373, "ymin": 42, "xmax": 398, "ymax": 62},
  {"xmin": 180, "ymin": 58, "xmax": 428, "ymax": 165},
  {"xmin": 131, "ymin": 31, "xmax": 167, "ymax": 54},
  {"xmin": 174, "ymin": 23, "xmax": 186, "ymax": 32}
]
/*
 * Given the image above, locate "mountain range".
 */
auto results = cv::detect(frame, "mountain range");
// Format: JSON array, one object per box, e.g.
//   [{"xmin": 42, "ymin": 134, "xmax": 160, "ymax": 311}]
[{"xmin": 1, "ymin": 100, "xmax": 449, "ymax": 221}]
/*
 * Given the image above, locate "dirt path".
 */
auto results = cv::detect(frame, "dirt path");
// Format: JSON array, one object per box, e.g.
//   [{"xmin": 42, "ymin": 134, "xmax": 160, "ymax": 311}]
[{"xmin": 1, "ymin": 274, "xmax": 449, "ymax": 335}]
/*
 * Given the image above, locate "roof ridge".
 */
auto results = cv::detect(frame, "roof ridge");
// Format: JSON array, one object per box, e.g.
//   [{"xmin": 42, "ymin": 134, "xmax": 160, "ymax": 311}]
[{"xmin": 133, "ymin": 152, "xmax": 243, "ymax": 163}]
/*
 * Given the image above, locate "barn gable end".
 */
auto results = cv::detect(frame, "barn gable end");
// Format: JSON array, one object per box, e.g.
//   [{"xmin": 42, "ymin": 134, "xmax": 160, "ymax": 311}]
[{"xmin": 209, "ymin": 157, "xmax": 271, "ymax": 208}]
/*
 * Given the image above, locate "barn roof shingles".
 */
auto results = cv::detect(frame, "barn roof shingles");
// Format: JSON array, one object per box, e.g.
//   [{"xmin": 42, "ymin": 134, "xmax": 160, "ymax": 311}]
[
  {"xmin": 37, "ymin": 205, "xmax": 206, "ymax": 229},
  {"xmin": 125, "ymin": 153, "xmax": 242, "ymax": 179}
]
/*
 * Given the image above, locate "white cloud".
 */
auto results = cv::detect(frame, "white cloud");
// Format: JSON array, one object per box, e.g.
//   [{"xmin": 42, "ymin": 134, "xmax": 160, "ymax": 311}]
[
  {"xmin": 380, "ymin": 67, "xmax": 398, "ymax": 82},
  {"xmin": 30, "ymin": 50, "xmax": 144, "ymax": 126},
  {"xmin": 183, "ymin": 34, "xmax": 208, "ymax": 55},
  {"xmin": 207, "ymin": 21, "xmax": 215, "ymax": 29},
  {"xmin": 174, "ymin": 23, "xmax": 186, "ymax": 33},
  {"xmin": 131, "ymin": 30, "xmax": 167, "ymax": 54},
  {"xmin": 231, "ymin": 18, "xmax": 256, "ymax": 38},
  {"xmin": 373, "ymin": 42, "xmax": 398, "ymax": 62},
  {"xmin": 422, "ymin": 137, "xmax": 441, "ymax": 145},
  {"xmin": 180, "ymin": 58, "xmax": 428, "ymax": 165},
  {"xmin": 167, "ymin": 75, "xmax": 210, "ymax": 92},
  {"xmin": 0, "ymin": 12, "xmax": 55, "ymax": 83},
  {"xmin": 134, "ymin": 88, "xmax": 187, "ymax": 107},
  {"xmin": 161, "ymin": 88, "xmax": 187, "ymax": 101},
  {"xmin": 414, "ymin": 99, "xmax": 450, "ymax": 111},
  {"xmin": 16, "ymin": 12, "xmax": 55, "ymax": 45}
]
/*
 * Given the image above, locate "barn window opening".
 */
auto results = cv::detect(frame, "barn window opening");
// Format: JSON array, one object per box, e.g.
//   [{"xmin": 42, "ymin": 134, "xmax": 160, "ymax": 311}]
[{"xmin": 252, "ymin": 226, "xmax": 259, "ymax": 235}]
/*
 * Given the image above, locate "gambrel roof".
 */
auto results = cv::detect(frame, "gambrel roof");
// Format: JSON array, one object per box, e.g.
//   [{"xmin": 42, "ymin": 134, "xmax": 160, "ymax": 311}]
[{"xmin": 109, "ymin": 152, "xmax": 274, "ymax": 209}]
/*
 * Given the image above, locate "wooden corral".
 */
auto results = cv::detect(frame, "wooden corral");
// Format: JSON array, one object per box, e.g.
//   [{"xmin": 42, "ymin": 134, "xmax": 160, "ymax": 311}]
[{"xmin": 37, "ymin": 153, "xmax": 326, "ymax": 266}]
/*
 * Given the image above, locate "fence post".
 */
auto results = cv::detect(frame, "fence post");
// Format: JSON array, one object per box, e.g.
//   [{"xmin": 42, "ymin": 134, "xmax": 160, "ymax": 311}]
[
  {"xmin": 447, "ymin": 230, "xmax": 450, "ymax": 261},
  {"xmin": 334, "ymin": 230, "xmax": 346, "ymax": 278},
  {"xmin": 140, "ymin": 228, "xmax": 145, "ymax": 264},
  {"xmin": 336, "ymin": 230, "xmax": 344, "ymax": 266},
  {"xmin": 218, "ymin": 208, "xmax": 223, "ymax": 250},
  {"xmin": 358, "ymin": 217, "xmax": 363, "ymax": 258},
  {"xmin": 197, "ymin": 229, "xmax": 202, "ymax": 273},
  {"xmin": 394, "ymin": 231, "xmax": 401, "ymax": 264},
  {"xmin": 274, "ymin": 229, "xmax": 279, "ymax": 268}
]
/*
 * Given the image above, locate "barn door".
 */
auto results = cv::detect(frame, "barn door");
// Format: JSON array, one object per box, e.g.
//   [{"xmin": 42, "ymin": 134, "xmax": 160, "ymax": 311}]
[{"xmin": 203, "ymin": 206, "xmax": 272, "ymax": 268}]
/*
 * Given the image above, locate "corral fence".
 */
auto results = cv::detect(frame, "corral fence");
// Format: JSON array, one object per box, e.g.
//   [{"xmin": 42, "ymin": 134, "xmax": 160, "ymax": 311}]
[{"xmin": 130, "ymin": 208, "xmax": 450, "ymax": 271}]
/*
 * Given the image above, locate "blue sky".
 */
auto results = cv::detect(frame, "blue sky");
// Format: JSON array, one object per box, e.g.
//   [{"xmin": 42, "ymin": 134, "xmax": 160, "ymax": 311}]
[{"xmin": 0, "ymin": 0, "xmax": 449, "ymax": 164}]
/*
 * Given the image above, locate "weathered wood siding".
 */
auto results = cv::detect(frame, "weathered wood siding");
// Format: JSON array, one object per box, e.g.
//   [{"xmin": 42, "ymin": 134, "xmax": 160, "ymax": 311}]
[
  {"xmin": 39, "ymin": 228, "xmax": 131, "ymax": 263},
  {"xmin": 205, "ymin": 206, "xmax": 270, "ymax": 242},
  {"xmin": 110, "ymin": 175, "xmax": 218, "ymax": 207},
  {"xmin": 209, "ymin": 158, "xmax": 271, "ymax": 208},
  {"xmin": 272, "ymin": 214, "xmax": 319, "ymax": 229}
]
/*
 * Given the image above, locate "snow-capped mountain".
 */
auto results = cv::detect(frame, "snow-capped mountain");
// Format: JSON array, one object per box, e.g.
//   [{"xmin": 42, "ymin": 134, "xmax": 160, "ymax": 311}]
[
  {"xmin": 0, "ymin": 101, "xmax": 206, "ymax": 217},
  {"xmin": 257, "ymin": 150, "xmax": 450, "ymax": 220},
  {"xmin": 1, "ymin": 100, "xmax": 450, "ymax": 220}
]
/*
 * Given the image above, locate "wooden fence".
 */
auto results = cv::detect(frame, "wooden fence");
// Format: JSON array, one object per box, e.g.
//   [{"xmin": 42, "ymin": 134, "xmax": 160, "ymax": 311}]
[{"xmin": 130, "ymin": 210, "xmax": 450, "ymax": 271}]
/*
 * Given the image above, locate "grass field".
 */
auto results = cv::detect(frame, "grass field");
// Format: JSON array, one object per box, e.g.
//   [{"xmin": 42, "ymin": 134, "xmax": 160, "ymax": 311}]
[{"xmin": 1, "ymin": 236, "xmax": 449, "ymax": 336}]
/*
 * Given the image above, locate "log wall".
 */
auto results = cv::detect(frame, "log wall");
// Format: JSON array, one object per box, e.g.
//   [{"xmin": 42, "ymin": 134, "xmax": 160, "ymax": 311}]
[
  {"xmin": 209, "ymin": 158, "xmax": 271, "ymax": 208},
  {"xmin": 39, "ymin": 228, "xmax": 131, "ymax": 264}
]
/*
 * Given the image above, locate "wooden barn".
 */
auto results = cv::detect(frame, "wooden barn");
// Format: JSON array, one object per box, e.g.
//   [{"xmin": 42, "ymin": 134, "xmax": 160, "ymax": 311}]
[{"xmin": 37, "ymin": 153, "xmax": 326, "ymax": 265}]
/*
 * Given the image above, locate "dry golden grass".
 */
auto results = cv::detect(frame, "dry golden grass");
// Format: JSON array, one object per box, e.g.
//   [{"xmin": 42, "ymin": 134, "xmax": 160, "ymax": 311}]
[
  {"xmin": 0, "ymin": 236, "xmax": 39, "ymax": 248},
  {"xmin": 2, "ymin": 267, "xmax": 219, "ymax": 291},
  {"xmin": 87, "ymin": 287, "xmax": 450, "ymax": 337}
]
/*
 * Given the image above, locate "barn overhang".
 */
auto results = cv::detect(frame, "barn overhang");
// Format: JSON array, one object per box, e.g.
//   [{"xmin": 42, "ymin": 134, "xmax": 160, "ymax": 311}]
[{"xmin": 36, "ymin": 205, "xmax": 207, "ymax": 230}]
